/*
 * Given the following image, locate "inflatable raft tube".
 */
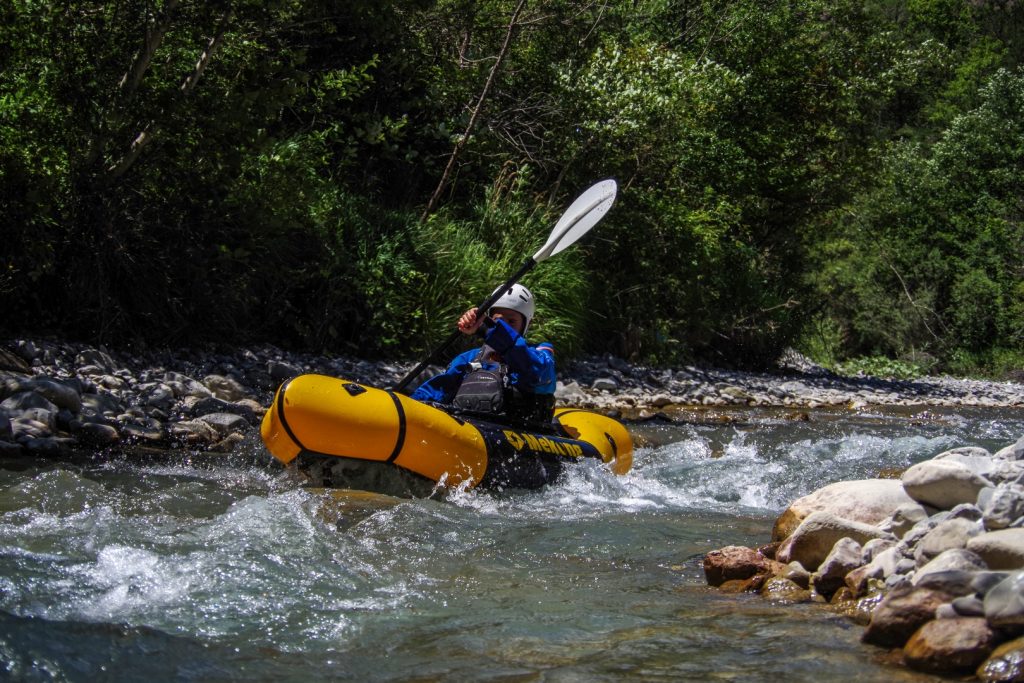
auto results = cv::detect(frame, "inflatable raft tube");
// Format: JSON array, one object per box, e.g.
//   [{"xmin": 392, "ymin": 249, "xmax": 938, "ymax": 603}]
[{"xmin": 260, "ymin": 374, "xmax": 632, "ymax": 491}]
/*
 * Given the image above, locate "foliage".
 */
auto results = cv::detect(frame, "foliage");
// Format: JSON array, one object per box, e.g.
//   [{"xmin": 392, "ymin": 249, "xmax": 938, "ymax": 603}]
[
  {"xmin": 834, "ymin": 356, "xmax": 932, "ymax": 380},
  {"xmin": 2, "ymin": 0, "xmax": 1023, "ymax": 374}
]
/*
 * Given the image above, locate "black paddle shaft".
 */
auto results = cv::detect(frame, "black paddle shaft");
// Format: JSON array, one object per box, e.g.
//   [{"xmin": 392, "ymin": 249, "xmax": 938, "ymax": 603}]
[{"xmin": 392, "ymin": 257, "xmax": 536, "ymax": 394}]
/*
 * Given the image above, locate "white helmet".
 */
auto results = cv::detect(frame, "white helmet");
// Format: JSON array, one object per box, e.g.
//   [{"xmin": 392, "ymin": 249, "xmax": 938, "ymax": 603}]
[{"xmin": 489, "ymin": 284, "xmax": 535, "ymax": 334}]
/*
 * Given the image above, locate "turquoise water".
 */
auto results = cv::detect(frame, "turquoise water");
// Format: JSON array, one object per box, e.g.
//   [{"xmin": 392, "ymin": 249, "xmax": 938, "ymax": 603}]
[{"xmin": 1, "ymin": 407, "xmax": 1021, "ymax": 681}]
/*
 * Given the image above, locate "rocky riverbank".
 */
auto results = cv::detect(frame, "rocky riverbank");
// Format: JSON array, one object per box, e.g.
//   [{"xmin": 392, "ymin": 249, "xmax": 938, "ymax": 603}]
[
  {"xmin": 703, "ymin": 436, "xmax": 1024, "ymax": 680},
  {"xmin": 1, "ymin": 338, "xmax": 1022, "ymax": 459}
]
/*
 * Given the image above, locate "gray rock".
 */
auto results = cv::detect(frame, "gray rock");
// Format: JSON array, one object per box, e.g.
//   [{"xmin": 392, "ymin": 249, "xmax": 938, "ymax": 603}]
[
  {"xmin": 812, "ymin": 537, "xmax": 864, "ymax": 596},
  {"xmin": 138, "ymin": 382, "xmax": 175, "ymax": 411},
  {"xmin": 198, "ymin": 412, "xmax": 250, "ymax": 436},
  {"xmin": 776, "ymin": 511, "xmax": 895, "ymax": 571},
  {"xmin": 913, "ymin": 568, "xmax": 984, "ymax": 596},
  {"xmin": 0, "ymin": 440, "xmax": 23, "ymax": 456},
  {"xmin": 988, "ymin": 460, "xmax": 1024, "ymax": 486},
  {"xmin": 994, "ymin": 435, "xmax": 1024, "ymax": 461},
  {"xmin": 914, "ymin": 550, "xmax": 988, "ymax": 585},
  {"xmin": 162, "ymin": 372, "xmax": 213, "ymax": 399},
  {"xmin": 972, "ymin": 571, "xmax": 1011, "ymax": 597},
  {"xmin": 81, "ymin": 392, "xmax": 123, "ymax": 417},
  {"xmin": 951, "ymin": 594, "xmax": 986, "ymax": 616},
  {"xmin": 984, "ymin": 571, "xmax": 1024, "ymax": 627},
  {"xmin": 591, "ymin": 377, "xmax": 618, "ymax": 392},
  {"xmin": 23, "ymin": 436, "xmax": 77, "ymax": 456},
  {"xmin": 968, "ymin": 529, "xmax": 1024, "ymax": 570},
  {"xmin": 268, "ymin": 361, "xmax": 301, "ymax": 382},
  {"xmin": 71, "ymin": 422, "xmax": 120, "ymax": 446},
  {"xmin": 774, "ymin": 479, "xmax": 919, "ymax": 542},
  {"xmin": 902, "ymin": 459, "xmax": 993, "ymax": 510},
  {"xmin": 862, "ymin": 538, "xmax": 897, "ymax": 564},
  {"xmin": 168, "ymin": 419, "xmax": 219, "ymax": 445},
  {"xmin": 189, "ymin": 397, "xmax": 256, "ymax": 424},
  {"xmin": 980, "ymin": 485, "xmax": 1024, "ymax": 530},
  {"xmin": 74, "ymin": 348, "xmax": 117, "ymax": 373},
  {"xmin": 881, "ymin": 502, "xmax": 931, "ymax": 539},
  {"xmin": 120, "ymin": 418, "xmax": 164, "ymax": 442},
  {"xmin": 202, "ymin": 374, "xmax": 249, "ymax": 402},
  {"xmin": 933, "ymin": 447, "xmax": 995, "ymax": 477},
  {"xmin": 915, "ymin": 518, "xmax": 984, "ymax": 566},
  {"xmin": 1, "ymin": 391, "xmax": 58, "ymax": 414}
]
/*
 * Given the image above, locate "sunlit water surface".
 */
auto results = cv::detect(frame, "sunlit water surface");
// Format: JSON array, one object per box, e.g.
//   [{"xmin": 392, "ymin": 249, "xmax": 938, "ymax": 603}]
[{"xmin": 1, "ymin": 406, "xmax": 1022, "ymax": 681}]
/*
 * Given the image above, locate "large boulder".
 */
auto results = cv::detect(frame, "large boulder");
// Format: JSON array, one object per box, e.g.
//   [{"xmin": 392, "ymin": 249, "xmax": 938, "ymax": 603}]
[
  {"xmin": 902, "ymin": 459, "xmax": 993, "ymax": 510},
  {"xmin": 772, "ymin": 479, "xmax": 919, "ymax": 542},
  {"xmin": 776, "ymin": 511, "xmax": 895, "ymax": 571}
]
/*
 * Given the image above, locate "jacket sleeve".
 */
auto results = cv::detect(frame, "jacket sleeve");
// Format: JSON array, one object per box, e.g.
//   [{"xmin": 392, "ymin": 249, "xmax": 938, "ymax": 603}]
[{"xmin": 483, "ymin": 320, "xmax": 556, "ymax": 394}]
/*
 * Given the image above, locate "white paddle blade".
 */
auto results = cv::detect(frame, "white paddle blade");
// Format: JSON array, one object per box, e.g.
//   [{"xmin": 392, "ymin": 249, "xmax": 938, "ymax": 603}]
[{"xmin": 533, "ymin": 179, "xmax": 617, "ymax": 262}]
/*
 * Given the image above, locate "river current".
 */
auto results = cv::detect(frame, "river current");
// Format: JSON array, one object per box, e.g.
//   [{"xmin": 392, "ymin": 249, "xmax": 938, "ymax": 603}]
[{"xmin": 2, "ymin": 406, "xmax": 1023, "ymax": 681}]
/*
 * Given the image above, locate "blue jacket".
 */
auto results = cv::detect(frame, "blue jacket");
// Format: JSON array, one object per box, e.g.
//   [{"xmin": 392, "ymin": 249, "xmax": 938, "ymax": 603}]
[{"xmin": 411, "ymin": 319, "xmax": 556, "ymax": 404}]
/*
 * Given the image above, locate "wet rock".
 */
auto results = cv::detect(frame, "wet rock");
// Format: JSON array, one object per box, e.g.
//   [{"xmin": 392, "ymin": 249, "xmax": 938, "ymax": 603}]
[
  {"xmin": 1, "ymin": 391, "xmax": 58, "ymax": 414},
  {"xmin": 120, "ymin": 417, "xmax": 165, "ymax": 443},
  {"xmin": 862, "ymin": 585, "xmax": 955, "ymax": 647},
  {"xmin": 978, "ymin": 635, "xmax": 1024, "ymax": 682},
  {"xmin": 71, "ymin": 421, "xmax": 120, "ymax": 446},
  {"xmin": 267, "ymin": 360, "xmax": 301, "ymax": 383},
  {"xmin": 199, "ymin": 412, "xmax": 250, "ymax": 437},
  {"xmin": 703, "ymin": 546, "xmax": 770, "ymax": 587},
  {"xmin": 188, "ymin": 397, "xmax": 256, "ymax": 424},
  {"xmin": 81, "ymin": 392, "xmax": 123, "ymax": 418},
  {"xmin": 168, "ymin": 419, "xmax": 220, "ymax": 445},
  {"xmin": 203, "ymin": 374, "xmax": 249, "ymax": 402},
  {"xmin": 760, "ymin": 577, "xmax": 812, "ymax": 603},
  {"xmin": 903, "ymin": 617, "xmax": 997, "ymax": 674},
  {"xmin": 0, "ymin": 440, "xmax": 23, "ymax": 456}
]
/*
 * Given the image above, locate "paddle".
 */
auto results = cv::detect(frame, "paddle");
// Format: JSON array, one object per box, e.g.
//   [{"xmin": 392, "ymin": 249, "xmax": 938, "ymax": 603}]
[{"xmin": 393, "ymin": 179, "xmax": 618, "ymax": 394}]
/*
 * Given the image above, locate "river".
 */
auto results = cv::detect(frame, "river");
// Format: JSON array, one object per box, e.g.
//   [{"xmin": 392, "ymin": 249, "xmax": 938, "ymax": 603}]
[{"xmin": 1, "ymin": 406, "xmax": 1022, "ymax": 681}]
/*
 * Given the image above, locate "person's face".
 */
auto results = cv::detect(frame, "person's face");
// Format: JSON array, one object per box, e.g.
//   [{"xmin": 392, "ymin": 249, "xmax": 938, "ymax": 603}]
[{"xmin": 491, "ymin": 307, "xmax": 526, "ymax": 334}]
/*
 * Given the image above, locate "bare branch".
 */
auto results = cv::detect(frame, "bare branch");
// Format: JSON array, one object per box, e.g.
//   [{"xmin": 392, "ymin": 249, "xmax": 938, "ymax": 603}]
[
  {"xmin": 421, "ymin": 0, "xmax": 529, "ymax": 222},
  {"xmin": 106, "ymin": 8, "xmax": 232, "ymax": 182},
  {"xmin": 117, "ymin": 0, "xmax": 181, "ymax": 101}
]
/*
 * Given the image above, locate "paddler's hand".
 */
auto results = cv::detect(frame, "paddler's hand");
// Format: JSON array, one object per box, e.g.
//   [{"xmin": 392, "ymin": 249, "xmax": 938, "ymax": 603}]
[
  {"xmin": 457, "ymin": 308, "xmax": 482, "ymax": 335},
  {"xmin": 457, "ymin": 308, "xmax": 495, "ymax": 336}
]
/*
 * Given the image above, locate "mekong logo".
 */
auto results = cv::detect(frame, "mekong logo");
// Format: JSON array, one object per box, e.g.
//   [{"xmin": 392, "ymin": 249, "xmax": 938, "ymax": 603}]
[{"xmin": 502, "ymin": 430, "xmax": 584, "ymax": 458}]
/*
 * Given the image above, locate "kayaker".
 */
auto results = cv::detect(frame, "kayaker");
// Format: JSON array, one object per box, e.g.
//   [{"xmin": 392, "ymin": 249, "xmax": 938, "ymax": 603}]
[{"xmin": 411, "ymin": 284, "xmax": 556, "ymax": 425}]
